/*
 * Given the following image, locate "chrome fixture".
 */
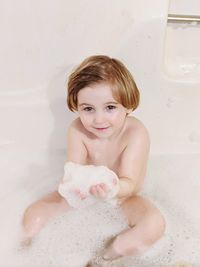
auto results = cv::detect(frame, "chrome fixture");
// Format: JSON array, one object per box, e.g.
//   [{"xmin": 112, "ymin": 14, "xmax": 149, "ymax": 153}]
[{"xmin": 168, "ymin": 14, "xmax": 200, "ymax": 23}]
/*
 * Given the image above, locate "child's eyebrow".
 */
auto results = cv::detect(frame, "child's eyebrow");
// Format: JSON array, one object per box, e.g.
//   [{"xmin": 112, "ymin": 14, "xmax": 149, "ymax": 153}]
[
  {"xmin": 104, "ymin": 101, "xmax": 118, "ymax": 105},
  {"xmin": 78, "ymin": 101, "xmax": 119, "ymax": 107},
  {"xmin": 78, "ymin": 103, "xmax": 93, "ymax": 107}
]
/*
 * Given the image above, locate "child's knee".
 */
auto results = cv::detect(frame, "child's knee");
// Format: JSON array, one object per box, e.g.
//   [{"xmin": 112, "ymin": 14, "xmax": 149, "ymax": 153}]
[
  {"xmin": 112, "ymin": 214, "xmax": 166, "ymax": 257},
  {"xmin": 152, "ymin": 210, "xmax": 166, "ymax": 239},
  {"xmin": 22, "ymin": 203, "xmax": 46, "ymax": 237}
]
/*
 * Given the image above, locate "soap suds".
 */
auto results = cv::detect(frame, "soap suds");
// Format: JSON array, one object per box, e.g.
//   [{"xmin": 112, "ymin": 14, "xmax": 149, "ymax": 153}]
[
  {"xmin": 16, "ymin": 202, "xmax": 128, "ymax": 267},
  {"xmin": 1, "ymin": 150, "xmax": 200, "ymax": 266},
  {"xmin": 58, "ymin": 162, "xmax": 119, "ymax": 209}
]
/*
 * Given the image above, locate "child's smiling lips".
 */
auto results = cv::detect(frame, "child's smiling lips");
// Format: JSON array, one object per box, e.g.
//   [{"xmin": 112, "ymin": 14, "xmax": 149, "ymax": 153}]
[{"xmin": 94, "ymin": 126, "xmax": 109, "ymax": 131}]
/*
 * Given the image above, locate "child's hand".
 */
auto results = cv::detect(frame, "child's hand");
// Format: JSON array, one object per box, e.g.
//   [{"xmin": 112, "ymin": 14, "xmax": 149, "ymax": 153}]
[
  {"xmin": 73, "ymin": 189, "xmax": 87, "ymax": 200},
  {"xmin": 89, "ymin": 183, "xmax": 108, "ymax": 199}
]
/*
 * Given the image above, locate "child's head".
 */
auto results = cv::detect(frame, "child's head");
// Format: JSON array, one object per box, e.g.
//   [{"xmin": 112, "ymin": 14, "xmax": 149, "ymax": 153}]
[{"xmin": 67, "ymin": 55, "xmax": 140, "ymax": 112}]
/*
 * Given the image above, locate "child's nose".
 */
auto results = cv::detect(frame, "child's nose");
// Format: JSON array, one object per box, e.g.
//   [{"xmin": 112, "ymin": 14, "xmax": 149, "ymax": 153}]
[{"xmin": 94, "ymin": 111, "xmax": 105, "ymax": 124}]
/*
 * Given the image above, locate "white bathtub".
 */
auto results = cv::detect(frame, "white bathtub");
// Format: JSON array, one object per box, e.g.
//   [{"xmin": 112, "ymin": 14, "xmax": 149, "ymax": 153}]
[{"xmin": 0, "ymin": 0, "xmax": 200, "ymax": 266}]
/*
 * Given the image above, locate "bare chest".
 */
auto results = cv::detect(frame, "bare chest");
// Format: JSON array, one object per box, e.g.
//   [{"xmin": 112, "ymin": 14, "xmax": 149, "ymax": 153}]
[{"xmin": 85, "ymin": 140, "xmax": 125, "ymax": 173}]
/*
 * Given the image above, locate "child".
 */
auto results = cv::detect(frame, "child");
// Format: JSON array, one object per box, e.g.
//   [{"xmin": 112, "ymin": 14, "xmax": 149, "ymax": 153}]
[{"xmin": 22, "ymin": 55, "xmax": 165, "ymax": 260}]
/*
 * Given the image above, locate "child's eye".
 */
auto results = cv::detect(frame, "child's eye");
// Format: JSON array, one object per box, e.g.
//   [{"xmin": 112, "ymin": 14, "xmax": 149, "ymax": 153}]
[
  {"xmin": 106, "ymin": 105, "xmax": 116, "ymax": 110},
  {"xmin": 83, "ymin": 107, "xmax": 93, "ymax": 112}
]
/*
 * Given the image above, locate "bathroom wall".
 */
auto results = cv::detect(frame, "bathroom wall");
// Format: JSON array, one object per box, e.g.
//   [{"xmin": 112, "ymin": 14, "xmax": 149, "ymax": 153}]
[
  {"xmin": 0, "ymin": 0, "xmax": 200, "ymax": 154},
  {"xmin": 168, "ymin": 0, "xmax": 200, "ymax": 15},
  {"xmin": 162, "ymin": 0, "xmax": 200, "ymax": 153},
  {"xmin": 165, "ymin": 0, "xmax": 200, "ymax": 81}
]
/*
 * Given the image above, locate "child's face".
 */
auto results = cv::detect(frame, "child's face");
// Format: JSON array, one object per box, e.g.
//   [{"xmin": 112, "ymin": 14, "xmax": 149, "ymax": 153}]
[{"xmin": 77, "ymin": 83, "xmax": 131, "ymax": 139}]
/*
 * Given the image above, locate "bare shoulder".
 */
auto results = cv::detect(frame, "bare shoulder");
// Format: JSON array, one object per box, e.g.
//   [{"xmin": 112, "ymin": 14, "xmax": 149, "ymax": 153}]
[
  {"xmin": 125, "ymin": 116, "xmax": 150, "ymax": 148},
  {"xmin": 66, "ymin": 118, "xmax": 88, "ymax": 163},
  {"xmin": 68, "ymin": 117, "xmax": 87, "ymax": 138},
  {"xmin": 68, "ymin": 117, "xmax": 91, "ymax": 137},
  {"xmin": 68, "ymin": 117, "xmax": 83, "ymax": 131}
]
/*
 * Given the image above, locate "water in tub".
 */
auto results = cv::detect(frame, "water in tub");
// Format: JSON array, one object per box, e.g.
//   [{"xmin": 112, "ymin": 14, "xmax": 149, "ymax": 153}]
[{"xmin": 0, "ymin": 146, "xmax": 200, "ymax": 266}]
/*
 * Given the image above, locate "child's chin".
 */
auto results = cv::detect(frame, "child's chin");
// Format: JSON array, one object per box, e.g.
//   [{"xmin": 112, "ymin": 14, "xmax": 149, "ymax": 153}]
[
  {"xmin": 87, "ymin": 128, "xmax": 113, "ymax": 138},
  {"xmin": 95, "ymin": 133, "xmax": 113, "ymax": 139}
]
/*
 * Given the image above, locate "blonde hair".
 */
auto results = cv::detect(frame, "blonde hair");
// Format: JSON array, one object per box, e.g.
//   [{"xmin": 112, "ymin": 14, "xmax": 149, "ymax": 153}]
[{"xmin": 67, "ymin": 55, "xmax": 140, "ymax": 112}]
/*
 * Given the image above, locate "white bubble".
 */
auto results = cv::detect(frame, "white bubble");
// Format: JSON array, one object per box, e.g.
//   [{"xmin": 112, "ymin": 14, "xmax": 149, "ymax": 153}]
[{"xmin": 2, "ymin": 151, "xmax": 200, "ymax": 266}]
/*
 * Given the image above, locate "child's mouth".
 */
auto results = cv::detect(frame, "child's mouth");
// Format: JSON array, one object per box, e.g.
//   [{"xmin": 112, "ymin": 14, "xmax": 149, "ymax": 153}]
[{"xmin": 95, "ymin": 127, "xmax": 109, "ymax": 131}]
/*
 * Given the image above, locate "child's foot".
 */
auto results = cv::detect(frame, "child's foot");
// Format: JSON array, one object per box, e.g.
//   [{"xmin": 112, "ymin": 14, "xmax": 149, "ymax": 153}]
[
  {"xmin": 87, "ymin": 258, "xmax": 111, "ymax": 267},
  {"xmin": 20, "ymin": 236, "xmax": 32, "ymax": 248},
  {"xmin": 102, "ymin": 237, "xmax": 122, "ymax": 261},
  {"xmin": 103, "ymin": 247, "xmax": 122, "ymax": 261}
]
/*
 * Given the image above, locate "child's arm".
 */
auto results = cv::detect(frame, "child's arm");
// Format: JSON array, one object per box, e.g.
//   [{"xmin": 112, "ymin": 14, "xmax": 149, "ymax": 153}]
[
  {"xmin": 66, "ymin": 119, "xmax": 87, "ymax": 164},
  {"xmin": 117, "ymin": 124, "xmax": 150, "ymax": 198},
  {"xmin": 60, "ymin": 120, "xmax": 88, "ymax": 200},
  {"xmin": 88, "ymin": 124, "xmax": 150, "ymax": 201}
]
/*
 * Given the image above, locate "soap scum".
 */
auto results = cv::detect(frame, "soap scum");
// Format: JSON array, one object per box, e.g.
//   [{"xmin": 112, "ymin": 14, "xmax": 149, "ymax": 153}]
[{"xmin": 22, "ymin": 55, "xmax": 165, "ymax": 261}]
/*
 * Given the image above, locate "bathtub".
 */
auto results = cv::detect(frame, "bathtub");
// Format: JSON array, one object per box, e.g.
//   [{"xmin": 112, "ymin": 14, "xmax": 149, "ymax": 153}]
[{"xmin": 0, "ymin": 0, "xmax": 200, "ymax": 266}]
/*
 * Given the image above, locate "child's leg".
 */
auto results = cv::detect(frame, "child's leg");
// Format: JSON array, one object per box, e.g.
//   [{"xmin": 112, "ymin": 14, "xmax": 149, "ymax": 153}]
[
  {"xmin": 22, "ymin": 191, "xmax": 70, "ymax": 239},
  {"xmin": 103, "ymin": 195, "xmax": 165, "ymax": 260}
]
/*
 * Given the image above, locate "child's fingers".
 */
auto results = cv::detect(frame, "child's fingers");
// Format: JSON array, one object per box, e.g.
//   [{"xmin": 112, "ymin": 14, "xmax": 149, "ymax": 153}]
[
  {"xmin": 100, "ymin": 183, "xmax": 108, "ymax": 192},
  {"xmin": 90, "ymin": 184, "xmax": 107, "ymax": 198},
  {"xmin": 89, "ymin": 186, "xmax": 94, "ymax": 195},
  {"xmin": 73, "ymin": 189, "xmax": 86, "ymax": 200},
  {"xmin": 90, "ymin": 185, "xmax": 98, "ymax": 197},
  {"xmin": 73, "ymin": 183, "xmax": 109, "ymax": 200},
  {"xmin": 71, "ymin": 183, "xmax": 109, "ymax": 200},
  {"xmin": 79, "ymin": 192, "xmax": 87, "ymax": 200},
  {"xmin": 97, "ymin": 185, "xmax": 107, "ymax": 198},
  {"xmin": 90, "ymin": 185, "xmax": 98, "ymax": 196}
]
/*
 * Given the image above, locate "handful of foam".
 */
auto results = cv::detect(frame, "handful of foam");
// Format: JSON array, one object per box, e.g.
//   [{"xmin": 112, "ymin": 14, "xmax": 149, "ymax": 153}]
[{"xmin": 58, "ymin": 161, "xmax": 119, "ymax": 209}]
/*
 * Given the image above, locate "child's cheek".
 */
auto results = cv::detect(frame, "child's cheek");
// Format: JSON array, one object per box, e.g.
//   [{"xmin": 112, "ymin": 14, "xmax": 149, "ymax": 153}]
[
  {"xmin": 110, "ymin": 110, "xmax": 121, "ymax": 120},
  {"xmin": 80, "ymin": 115, "xmax": 92, "ymax": 128}
]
